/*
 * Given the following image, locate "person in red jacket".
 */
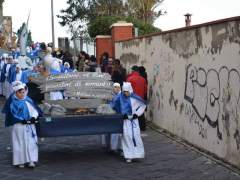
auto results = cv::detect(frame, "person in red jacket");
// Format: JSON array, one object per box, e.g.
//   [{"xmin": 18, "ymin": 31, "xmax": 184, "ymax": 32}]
[{"xmin": 126, "ymin": 66, "xmax": 147, "ymax": 131}]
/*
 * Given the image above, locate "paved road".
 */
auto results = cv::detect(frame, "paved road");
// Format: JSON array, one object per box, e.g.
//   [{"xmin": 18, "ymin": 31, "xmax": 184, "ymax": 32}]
[{"xmin": 0, "ymin": 98, "xmax": 240, "ymax": 180}]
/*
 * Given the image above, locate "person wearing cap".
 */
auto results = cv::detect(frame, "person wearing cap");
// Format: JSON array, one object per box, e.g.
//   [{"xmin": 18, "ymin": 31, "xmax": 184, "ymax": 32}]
[
  {"xmin": 2, "ymin": 81, "xmax": 29, "ymax": 125},
  {"xmin": 7, "ymin": 63, "xmax": 25, "ymax": 95},
  {"xmin": 4, "ymin": 56, "xmax": 13, "ymax": 98},
  {"xmin": 43, "ymin": 47, "xmax": 54, "ymax": 71},
  {"xmin": 7, "ymin": 58, "xmax": 20, "ymax": 93},
  {"xmin": 48, "ymin": 58, "xmax": 64, "ymax": 100},
  {"xmin": 0, "ymin": 54, "xmax": 8, "ymax": 97},
  {"xmin": 3, "ymin": 81, "xmax": 42, "ymax": 168},
  {"xmin": 111, "ymin": 83, "xmax": 121, "ymax": 111},
  {"xmin": 0, "ymin": 55, "xmax": 6, "ymax": 95},
  {"xmin": 110, "ymin": 82, "xmax": 146, "ymax": 163}
]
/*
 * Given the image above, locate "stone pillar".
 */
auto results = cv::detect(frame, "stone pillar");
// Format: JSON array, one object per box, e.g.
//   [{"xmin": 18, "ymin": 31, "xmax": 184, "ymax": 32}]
[
  {"xmin": 95, "ymin": 35, "xmax": 112, "ymax": 64},
  {"xmin": 110, "ymin": 21, "xmax": 133, "ymax": 58},
  {"xmin": 95, "ymin": 21, "xmax": 133, "ymax": 64}
]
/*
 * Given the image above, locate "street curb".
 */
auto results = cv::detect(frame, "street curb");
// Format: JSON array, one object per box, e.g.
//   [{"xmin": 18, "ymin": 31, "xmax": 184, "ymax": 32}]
[{"xmin": 147, "ymin": 121, "xmax": 240, "ymax": 176}]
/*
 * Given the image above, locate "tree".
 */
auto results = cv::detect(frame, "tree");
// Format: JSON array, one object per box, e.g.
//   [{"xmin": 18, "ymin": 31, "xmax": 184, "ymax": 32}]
[
  {"xmin": 87, "ymin": 16, "xmax": 121, "ymax": 38},
  {"xmin": 58, "ymin": 0, "xmax": 126, "ymax": 33},
  {"xmin": 57, "ymin": 0, "xmax": 92, "ymax": 36},
  {"xmin": 58, "ymin": 0, "xmax": 163, "ymax": 38},
  {"xmin": 88, "ymin": 15, "xmax": 160, "ymax": 38},
  {"xmin": 89, "ymin": 0, "xmax": 126, "ymax": 17},
  {"xmin": 128, "ymin": 0, "xmax": 166, "ymax": 24}
]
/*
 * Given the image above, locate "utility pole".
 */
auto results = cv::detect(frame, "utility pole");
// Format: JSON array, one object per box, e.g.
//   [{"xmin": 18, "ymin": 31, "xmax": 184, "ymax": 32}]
[{"xmin": 51, "ymin": 0, "xmax": 55, "ymax": 49}]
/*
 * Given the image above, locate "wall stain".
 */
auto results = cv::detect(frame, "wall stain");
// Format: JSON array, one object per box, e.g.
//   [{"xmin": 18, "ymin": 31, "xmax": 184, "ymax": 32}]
[
  {"xmin": 149, "ymin": 85, "xmax": 153, "ymax": 101},
  {"xmin": 211, "ymin": 24, "xmax": 228, "ymax": 54},
  {"xmin": 195, "ymin": 29, "xmax": 203, "ymax": 52},
  {"xmin": 211, "ymin": 21, "xmax": 240, "ymax": 54},
  {"xmin": 120, "ymin": 53, "xmax": 139, "ymax": 66},
  {"xmin": 149, "ymin": 110, "xmax": 153, "ymax": 119},
  {"xmin": 156, "ymin": 91, "xmax": 161, "ymax": 110},
  {"xmin": 234, "ymin": 130, "xmax": 240, "ymax": 150},
  {"xmin": 121, "ymin": 39, "xmax": 142, "ymax": 49},
  {"xmin": 179, "ymin": 103, "xmax": 184, "ymax": 114},
  {"xmin": 205, "ymin": 26, "xmax": 210, "ymax": 34},
  {"xmin": 169, "ymin": 89, "xmax": 178, "ymax": 111},
  {"xmin": 163, "ymin": 30, "xmax": 197, "ymax": 59},
  {"xmin": 146, "ymin": 37, "xmax": 153, "ymax": 45}
]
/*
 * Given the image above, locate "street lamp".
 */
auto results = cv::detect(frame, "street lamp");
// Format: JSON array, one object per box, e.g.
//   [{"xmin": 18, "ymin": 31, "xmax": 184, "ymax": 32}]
[{"xmin": 51, "ymin": 0, "xmax": 55, "ymax": 49}]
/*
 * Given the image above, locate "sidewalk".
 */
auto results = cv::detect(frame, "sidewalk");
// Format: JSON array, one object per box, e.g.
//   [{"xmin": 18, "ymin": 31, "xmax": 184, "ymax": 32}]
[{"xmin": 0, "ymin": 101, "xmax": 240, "ymax": 179}]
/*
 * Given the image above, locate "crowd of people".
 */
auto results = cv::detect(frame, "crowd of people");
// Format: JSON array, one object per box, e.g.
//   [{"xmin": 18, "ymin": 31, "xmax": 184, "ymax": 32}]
[{"xmin": 0, "ymin": 44, "xmax": 149, "ymax": 167}]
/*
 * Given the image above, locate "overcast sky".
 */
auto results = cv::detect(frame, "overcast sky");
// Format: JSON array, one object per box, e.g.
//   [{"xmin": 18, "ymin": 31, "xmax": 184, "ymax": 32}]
[{"xmin": 3, "ymin": 0, "xmax": 240, "ymax": 45}]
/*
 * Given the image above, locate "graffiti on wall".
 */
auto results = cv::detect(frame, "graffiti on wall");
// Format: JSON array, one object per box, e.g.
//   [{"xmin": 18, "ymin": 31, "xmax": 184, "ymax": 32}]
[{"xmin": 184, "ymin": 64, "xmax": 240, "ymax": 149}]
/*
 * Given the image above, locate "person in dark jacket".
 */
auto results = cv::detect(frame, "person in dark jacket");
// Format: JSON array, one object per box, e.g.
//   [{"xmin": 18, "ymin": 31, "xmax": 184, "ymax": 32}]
[
  {"xmin": 111, "ymin": 59, "xmax": 126, "ymax": 87},
  {"xmin": 88, "ymin": 55, "xmax": 97, "ymax": 72},
  {"xmin": 100, "ymin": 52, "xmax": 109, "ymax": 73},
  {"xmin": 138, "ymin": 66, "xmax": 148, "ymax": 83},
  {"xmin": 62, "ymin": 51, "xmax": 74, "ymax": 69},
  {"xmin": 76, "ymin": 51, "xmax": 86, "ymax": 72}
]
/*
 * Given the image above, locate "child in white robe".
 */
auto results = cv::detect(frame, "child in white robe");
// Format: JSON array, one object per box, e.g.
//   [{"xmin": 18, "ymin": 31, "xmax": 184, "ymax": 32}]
[
  {"xmin": 3, "ymin": 81, "xmax": 42, "ymax": 168},
  {"xmin": 111, "ymin": 82, "xmax": 146, "ymax": 163}
]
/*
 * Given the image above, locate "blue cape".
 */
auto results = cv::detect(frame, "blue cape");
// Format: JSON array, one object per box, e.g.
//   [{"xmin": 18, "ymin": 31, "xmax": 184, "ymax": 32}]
[
  {"xmin": 21, "ymin": 70, "xmax": 31, "ymax": 84},
  {"xmin": 7, "ymin": 67, "xmax": 30, "ymax": 84},
  {"xmin": 110, "ymin": 92, "xmax": 146, "ymax": 115},
  {"xmin": 7, "ymin": 64, "xmax": 16, "ymax": 83},
  {"xmin": 2, "ymin": 94, "xmax": 43, "ymax": 127},
  {"xmin": 61, "ymin": 67, "xmax": 73, "ymax": 73},
  {"xmin": 13, "ymin": 51, "xmax": 21, "ymax": 59},
  {"xmin": 50, "ymin": 69, "xmax": 61, "ymax": 75}
]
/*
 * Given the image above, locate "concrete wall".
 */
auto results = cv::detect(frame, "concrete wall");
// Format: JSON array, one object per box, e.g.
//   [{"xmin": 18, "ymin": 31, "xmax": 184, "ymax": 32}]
[{"xmin": 115, "ymin": 17, "xmax": 240, "ymax": 167}]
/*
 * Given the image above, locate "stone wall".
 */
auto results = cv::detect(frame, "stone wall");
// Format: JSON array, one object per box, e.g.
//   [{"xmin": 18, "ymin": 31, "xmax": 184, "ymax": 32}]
[{"xmin": 115, "ymin": 17, "xmax": 240, "ymax": 167}]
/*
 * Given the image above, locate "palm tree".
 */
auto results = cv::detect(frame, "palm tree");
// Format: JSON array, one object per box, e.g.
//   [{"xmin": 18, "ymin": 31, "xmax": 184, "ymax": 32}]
[
  {"xmin": 92, "ymin": 0, "xmax": 126, "ymax": 16},
  {"xmin": 128, "ymin": 0, "xmax": 164, "ymax": 24}
]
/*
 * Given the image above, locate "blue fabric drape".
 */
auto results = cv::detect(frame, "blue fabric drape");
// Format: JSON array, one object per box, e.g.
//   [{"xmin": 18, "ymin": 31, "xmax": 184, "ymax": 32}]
[{"xmin": 3, "ymin": 95, "xmax": 43, "ymax": 127}]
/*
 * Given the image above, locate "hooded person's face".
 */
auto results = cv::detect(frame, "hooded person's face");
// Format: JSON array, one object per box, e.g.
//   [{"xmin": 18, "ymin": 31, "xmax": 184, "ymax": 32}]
[
  {"xmin": 16, "ymin": 89, "xmax": 25, "ymax": 99},
  {"xmin": 113, "ymin": 86, "xmax": 121, "ymax": 94},
  {"xmin": 123, "ymin": 91, "xmax": 130, "ymax": 97},
  {"xmin": 16, "ymin": 66, "xmax": 21, "ymax": 73}
]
